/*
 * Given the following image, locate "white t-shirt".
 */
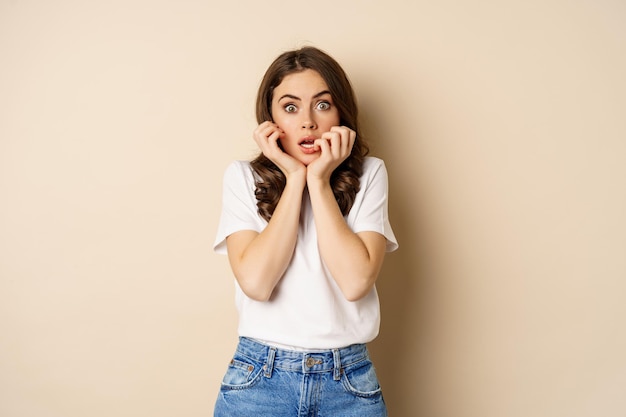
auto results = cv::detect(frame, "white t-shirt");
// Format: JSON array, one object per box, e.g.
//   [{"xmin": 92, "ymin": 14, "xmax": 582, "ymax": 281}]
[{"xmin": 213, "ymin": 156, "xmax": 398, "ymax": 349}]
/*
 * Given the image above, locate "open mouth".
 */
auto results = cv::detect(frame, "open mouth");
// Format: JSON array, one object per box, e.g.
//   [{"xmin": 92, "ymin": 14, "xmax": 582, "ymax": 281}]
[
  {"xmin": 299, "ymin": 139, "xmax": 316, "ymax": 149},
  {"xmin": 298, "ymin": 136, "xmax": 319, "ymax": 154}
]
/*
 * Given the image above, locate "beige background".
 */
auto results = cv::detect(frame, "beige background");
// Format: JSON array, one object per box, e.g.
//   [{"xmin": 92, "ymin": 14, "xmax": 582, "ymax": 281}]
[{"xmin": 1, "ymin": 0, "xmax": 625, "ymax": 416}]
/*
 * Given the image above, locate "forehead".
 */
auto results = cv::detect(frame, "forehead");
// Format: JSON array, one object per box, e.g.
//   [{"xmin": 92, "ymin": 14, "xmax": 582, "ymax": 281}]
[{"xmin": 274, "ymin": 69, "xmax": 329, "ymax": 98}]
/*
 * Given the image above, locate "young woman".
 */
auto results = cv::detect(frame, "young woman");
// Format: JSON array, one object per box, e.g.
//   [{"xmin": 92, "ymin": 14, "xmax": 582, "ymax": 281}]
[{"xmin": 213, "ymin": 46, "xmax": 398, "ymax": 417}]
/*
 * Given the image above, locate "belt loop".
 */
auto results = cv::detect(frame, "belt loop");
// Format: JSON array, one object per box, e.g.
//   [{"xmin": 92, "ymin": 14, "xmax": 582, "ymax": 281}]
[
  {"xmin": 332, "ymin": 348, "xmax": 341, "ymax": 381},
  {"xmin": 264, "ymin": 347, "xmax": 276, "ymax": 378}
]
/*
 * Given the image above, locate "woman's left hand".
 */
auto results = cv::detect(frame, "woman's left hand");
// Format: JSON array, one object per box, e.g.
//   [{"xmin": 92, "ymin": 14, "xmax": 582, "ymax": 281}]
[{"xmin": 307, "ymin": 126, "xmax": 356, "ymax": 182}]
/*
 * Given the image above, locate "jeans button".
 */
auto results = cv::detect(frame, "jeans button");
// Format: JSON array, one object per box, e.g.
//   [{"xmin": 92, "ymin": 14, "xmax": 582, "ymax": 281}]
[{"xmin": 305, "ymin": 357, "xmax": 315, "ymax": 367}]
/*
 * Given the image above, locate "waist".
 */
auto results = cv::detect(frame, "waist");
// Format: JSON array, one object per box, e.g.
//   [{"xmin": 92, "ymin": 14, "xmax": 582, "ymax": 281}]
[{"xmin": 236, "ymin": 337, "xmax": 370, "ymax": 373}]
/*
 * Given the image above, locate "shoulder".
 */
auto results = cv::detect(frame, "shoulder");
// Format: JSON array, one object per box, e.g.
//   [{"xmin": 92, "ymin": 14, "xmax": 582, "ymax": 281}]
[
  {"xmin": 223, "ymin": 160, "xmax": 254, "ymax": 182},
  {"xmin": 363, "ymin": 156, "xmax": 385, "ymax": 170},
  {"xmin": 224, "ymin": 159, "xmax": 252, "ymax": 175},
  {"xmin": 221, "ymin": 160, "xmax": 259, "ymax": 194},
  {"xmin": 361, "ymin": 156, "xmax": 388, "ymax": 178}
]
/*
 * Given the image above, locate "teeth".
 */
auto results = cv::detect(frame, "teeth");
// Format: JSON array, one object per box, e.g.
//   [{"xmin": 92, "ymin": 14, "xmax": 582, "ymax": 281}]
[{"xmin": 301, "ymin": 143, "xmax": 314, "ymax": 148}]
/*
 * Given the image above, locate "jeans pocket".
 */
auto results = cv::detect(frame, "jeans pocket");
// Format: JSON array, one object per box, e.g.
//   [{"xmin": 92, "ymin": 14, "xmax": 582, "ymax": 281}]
[
  {"xmin": 220, "ymin": 356, "xmax": 263, "ymax": 390},
  {"xmin": 341, "ymin": 360, "xmax": 383, "ymax": 398}
]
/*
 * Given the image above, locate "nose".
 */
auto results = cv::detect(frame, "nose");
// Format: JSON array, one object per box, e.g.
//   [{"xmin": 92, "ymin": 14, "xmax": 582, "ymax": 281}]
[{"xmin": 301, "ymin": 110, "xmax": 317, "ymax": 129}]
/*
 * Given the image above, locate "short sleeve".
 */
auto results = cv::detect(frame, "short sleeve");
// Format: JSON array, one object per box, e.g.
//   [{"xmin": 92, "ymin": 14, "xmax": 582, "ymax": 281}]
[
  {"xmin": 347, "ymin": 157, "xmax": 399, "ymax": 252},
  {"xmin": 213, "ymin": 161, "xmax": 267, "ymax": 254}
]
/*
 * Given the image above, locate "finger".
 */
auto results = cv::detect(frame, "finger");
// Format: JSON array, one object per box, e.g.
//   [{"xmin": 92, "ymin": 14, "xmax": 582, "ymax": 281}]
[
  {"xmin": 314, "ymin": 137, "xmax": 331, "ymax": 156},
  {"xmin": 331, "ymin": 126, "xmax": 355, "ymax": 156},
  {"xmin": 253, "ymin": 124, "xmax": 280, "ymax": 155},
  {"xmin": 254, "ymin": 121, "xmax": 275, "ymax": 137},
  {"xmin": 258, "ymin": 120, "xmax": 274, "ymax": 129},
  {"xmin": 323, "ymin": 131, "xmax": 342, "ymax": 159},
  {"xmin": 347, "ymin": 129, "xmax": 356, "ymax": 154},
  {"xmin": 258, "ymin": 124, "xmax": 280, "ymax": 143},
  {"xmin": 262, "ymin": 124, "xmax": 278, "ymax": 139},
  {"xmin": 267, "ymin": 129, "xmax": 282, "ymax": 150},
  {"xmin": 253, "ymin": 122, "xmax": 271, "ymax": 139}
]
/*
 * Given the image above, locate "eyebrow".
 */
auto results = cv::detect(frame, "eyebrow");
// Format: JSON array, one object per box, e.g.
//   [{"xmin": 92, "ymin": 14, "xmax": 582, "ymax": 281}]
[{"xmin": 277, "ymin": 90, "xmax": 332, "ymax": 102}]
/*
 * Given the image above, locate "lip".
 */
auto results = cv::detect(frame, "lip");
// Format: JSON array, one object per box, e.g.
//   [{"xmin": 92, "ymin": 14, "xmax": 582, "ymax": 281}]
[
  {"xmin": 299, "ymin": 135, "xmax": 317, "ymax": 144},
  {"xmin": 299, "ymin": 136, "xmax": 319, "ymax": 154}
]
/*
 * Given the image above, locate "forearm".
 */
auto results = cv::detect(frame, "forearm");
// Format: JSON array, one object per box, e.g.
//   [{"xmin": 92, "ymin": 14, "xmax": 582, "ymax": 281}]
[
  {"xmin": 307, "ymin": 179, "xmax": 385, "ymax": 301},
  {"xmin": 228, "ymin": 177, "xmax": 305, "ymax": 301}
]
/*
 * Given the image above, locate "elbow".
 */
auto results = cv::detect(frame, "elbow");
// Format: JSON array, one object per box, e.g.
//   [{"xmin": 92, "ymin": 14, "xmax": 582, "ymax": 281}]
[
  {"xmin": 344, "ymin": 291, "xmax": 367, "ymax": 302},
  {"xmin": 234, "ymin": 271, "xmax": 275, "ymax": 302},
  {"xmin": 243, "ymin": 290, "xmax": 272, "ymax": 302},
  {"xmin": 239, "ymin": 280, "xmax": 274, "ymax": 302},
  {"xmin": 240, "ymin": 284, "xmax": 273, "ymax": 302},
  {"xmin": 243, "ymin": 288, "xmax": 272, "ymax": 302},
  {"xmin": 340, "ymin": 274, "xmax": 377, "ymax": 302},
  {"xmin": 343, "ymin": 287, "xmax": 372, "ymax": 302}
]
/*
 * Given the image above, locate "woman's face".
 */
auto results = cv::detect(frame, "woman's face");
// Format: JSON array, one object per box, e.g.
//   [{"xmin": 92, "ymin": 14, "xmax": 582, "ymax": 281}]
[{"xmin": 271, "ymin": 69, "xmax": 341, "ymax": 166}]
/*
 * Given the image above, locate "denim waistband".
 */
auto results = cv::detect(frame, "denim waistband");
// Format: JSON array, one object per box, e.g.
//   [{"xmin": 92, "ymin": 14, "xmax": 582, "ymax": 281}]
[{"xmin": 235, "ymin": 337, "xmax": 369, "ymax": 381}]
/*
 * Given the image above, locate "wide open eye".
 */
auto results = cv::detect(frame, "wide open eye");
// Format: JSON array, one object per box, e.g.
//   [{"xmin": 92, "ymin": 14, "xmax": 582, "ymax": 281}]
[
  {"xmin": 316, "ymin": 101, "xmax": 331, "ymax": 111},
  {"xmin": 284, "ymin": 104, "xmax": 297, "ymax": 113}
]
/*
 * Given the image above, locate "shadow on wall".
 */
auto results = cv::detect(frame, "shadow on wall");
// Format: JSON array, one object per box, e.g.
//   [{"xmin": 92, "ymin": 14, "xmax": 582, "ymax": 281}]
[{"xmin": 361, "ymin": 102, "xmax": 432, "ymax": 416}]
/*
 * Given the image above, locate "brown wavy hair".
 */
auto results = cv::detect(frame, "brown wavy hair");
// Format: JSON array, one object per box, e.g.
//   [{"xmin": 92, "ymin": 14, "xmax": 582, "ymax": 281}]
[{"xmin": 251, "ymin": 46, "xmax": 369, "ymax": 222}]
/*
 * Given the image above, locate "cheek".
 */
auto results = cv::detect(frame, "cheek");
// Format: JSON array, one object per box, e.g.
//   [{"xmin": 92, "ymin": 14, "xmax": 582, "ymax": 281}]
[
  {"xmin": 274, "ymin": 117, "xmax": 297, "ymax": 133},
  {"xmin": 322, "ymin": 111, "xmax": 341, "ymax": 127},
  {"xmin": 271, "ymin": 112, "xmax": 297, "ymax": 131}
]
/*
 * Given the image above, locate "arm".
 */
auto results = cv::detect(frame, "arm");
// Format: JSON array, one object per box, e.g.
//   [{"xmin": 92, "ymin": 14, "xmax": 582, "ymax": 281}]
[
  {"xmin": 307, "ymin": 126, "xmax": 387, "ymax": 301},
  {"xmin": 307, "ymin": 180, "xmax": 387, "ymax": 301},
  {"xmin": 226, "ymin": 176, "xmax": 305, "ymax": 301},
  {"xmin": 226, "ymin": 122, "xmax": 307, "ymax": 301}
]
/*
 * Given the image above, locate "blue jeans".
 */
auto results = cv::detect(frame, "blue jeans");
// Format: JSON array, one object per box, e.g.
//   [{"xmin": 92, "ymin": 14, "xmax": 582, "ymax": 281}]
[{"xmin": 214, "ymin": 337, "xmax": 388, "ymax": 417}]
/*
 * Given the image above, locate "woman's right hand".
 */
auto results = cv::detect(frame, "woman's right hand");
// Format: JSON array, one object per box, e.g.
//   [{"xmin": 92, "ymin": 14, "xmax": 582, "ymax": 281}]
[{"xmin": 253, "ymin": 121, "xmax": 306, "ymax": 180}]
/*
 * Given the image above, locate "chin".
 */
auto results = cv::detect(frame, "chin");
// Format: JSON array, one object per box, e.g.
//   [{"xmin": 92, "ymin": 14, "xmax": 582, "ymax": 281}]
[{"xmin": 299, "ymin": 155, "xmax": 320, "ymax": 166}]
